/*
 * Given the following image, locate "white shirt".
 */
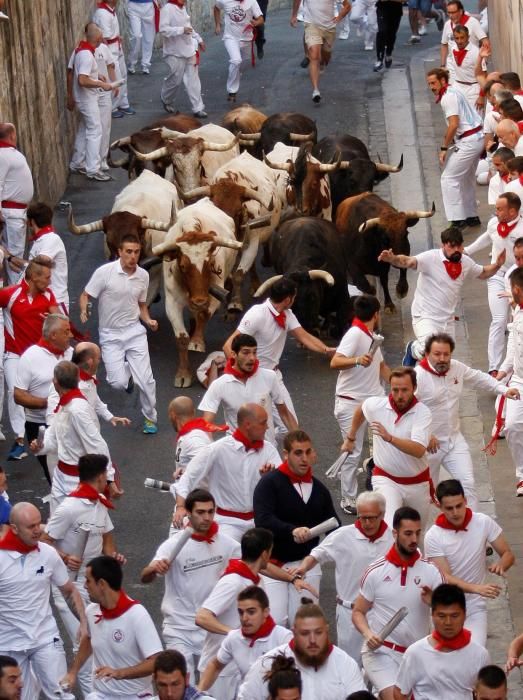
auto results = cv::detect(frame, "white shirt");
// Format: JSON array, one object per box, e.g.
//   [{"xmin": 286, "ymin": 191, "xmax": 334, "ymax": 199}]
[
  {"xmin": 503, "ymin": 303, "xmax": 523, "ymax": 378},
  {"xmin": 93, "ymin": 4, "xmax": 121, "ymax": 55},
  {"xmin": 15, "ymin": 344, "xmax": 73, "ymax": 423},
  {"xmin": 175, "ymin": 427, "xmax": 214, "ymax": 471},
  {"xmin": 301, "ymin": 0, "xmax": 338, "ymax": 30},
  {"xmin": 177, "ymin": 434, "xmax": 280, "ymax": 513},
  {"xmin": 85, "ymin": 259, "xmax": 149, "ymax": 330},
  {"xmin": 87, "ymin": 601, "xmax": 163, "ymax": 697},
  {"xmin": 335, "ymin": 325, "xmax": 384, "ymax": 402},
  {"xmin": 310, "ymin": 522, "xmax": 392, "ymax": 605},
  {"xmin": 396, "ymin": 635, "xmax": 490, "ymax": 700},
  {"xmin": 483, "ymin": 107, "xmax": 500, "ymax": 136},
  {"xmin": 424, "ymin": 512, "xmax": 502, "ymax": 615},
  {"xmin": 94, "ymin": 42, "xmax": 114, "ymax": 83},
  {"xmin": 28, "ymin": 230, "xmax": 69, "ymax": 305},
  {"xmin": 216, "ymin": 0, "xmax": 263, "ymax": 41},
  {"xmin": 441, "ymin": 16, "xmax": 487, "ymax": 50},
  {"xmin": 440, "ymin": 86, "xmax": 482, "ymax": 138},
  {"xmin": 361, "ymin": 396, "xmax": 431, "ymax": 477},
  {"xmin": 217, "ymin": 624, "xmax": 293, "ymax": 677},
  {"xmin": 237, "ymin": 299, "xmax": 301, "ymax": 369},
  {"xmin": 198, "ymin": 368, "xmax": 286, "ymax": 445},
  {"xmin": 0, "ymin": 144, "xmax": 34, "ymax": 207},
  {"xmin": 69, "ymin": 46, "xmax": 99, "ymax": 103},
  {"xmin": 505, "ymin": 176, "xmax": 523, "ymax": 201},
  {"xmin": 465, "ymin": 215, "xmax": 523, "ymax": 273},
  {"xmin": 411, "ymin": 248, "xmax": 483, "ymax": 323},
  {"xmin": 515, "ymin": 136, "xmax": 523, "ymax": 157},
  {"xmin": 360, "ymin": 555, "xmax": 444, "ymax": 648},
  {"xmin": 415, "ymin": 359, "xmax": 505, "ymax": 441},
  {"xmin": 488, "ymin": 172, "xmax": 507, "ymax": 206},
  {"xmin": 447, "ymin": 43, "xmax": 483, "ymax": 85},
  {"xmin": 153, "ymin": 529, "xmax": 240, "ymax": 631},
  {"xmin": 160, "ymin": 3, "xmax": 202, "ymax": 58},
  {"xmin": 47, "ymin": 375, "xmax": 114, "ymax": 426},
  {"xmin": 238, "ymin": 642, "xmax": 366, "ymax": 700},
  {"xmin": 0, "ymin": 542, "xmax": 68, "ymax": 650}
]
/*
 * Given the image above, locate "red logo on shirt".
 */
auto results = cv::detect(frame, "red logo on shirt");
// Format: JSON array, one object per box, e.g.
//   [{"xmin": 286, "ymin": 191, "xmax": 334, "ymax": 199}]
[
  {"xmin": 454, "ymin": 377, "xmax": 459, "ymax": 384},
  {"xmin": 230, "ymin": 5, "xmax": 247, "ymax": 22},
  {"xmin": 113, "ymin": 629, "xmax": 124, "ymax": 643}
]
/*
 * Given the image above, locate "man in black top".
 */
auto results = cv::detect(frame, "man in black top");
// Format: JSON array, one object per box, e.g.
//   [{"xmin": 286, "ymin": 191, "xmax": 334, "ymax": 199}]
[{"xmin": 253, "ymin": 429, "xmax": 339, "ymax": 626}]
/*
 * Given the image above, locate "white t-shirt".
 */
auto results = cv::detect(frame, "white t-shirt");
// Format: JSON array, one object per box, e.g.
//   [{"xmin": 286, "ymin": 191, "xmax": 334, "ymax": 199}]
[
  {"xmin": 301, "ymin": 0, "xmax": 338, "ymax": 30},
  {"xmin": 160, "ymin": 3, "xmax": 201, "ymax": 58},
  {"xmin": 0, "ymin": 542, "xmax": 68, "ymax": 650},
  {"xmin": 69, "ymin": 46, "xmax": 99, "ymax": 103},
  {"xmin": 94, "ymin": 42, "xmax": 114, "ymax": 83},
  {"xmin": 361, "ymin": 396, "xmax": 431, "ymax": 477},
  {"xmin": 465, "ymin": 215, "xmax": 523, "ymax": 273},
  {"xmin": 217, "ymin": 624, "xmax": 293, "ymax": 677},
  {"xmin": 85, "ymin": 259, "xmax": 149, "ymax": 330},
  {"xmin": 483, "ymin": 107, "xmax": 500, "ymax": 135},
  {"xmin": 0, "ymin": 145, "xmax": 34, "ymax": 207},
  {"xmin": 441, "ymin": 16, "xmax": 487, "ymax": 50},
  {"xmin": 335, "ymin": 325, "xmax": 384, "ymax": 401},
  {"xmin": 411, "ymin": 248, "xmax": 483, "ymax": 323},
  {"xmin": 47, "ymin": 376, "xmax": 113, "ymax": 427},
  {"xmin": 424, "ymin": 512, "xmax": 502, "ymax": 614},
  {"xmin": 447, "ymin": 43, "xmax": 483, "ymax": 85},
  {"xmin": 440, "ymin": 87, "xmax": 482, "ymax": 137},
  {"xmin": 92, "ymin": 4, "xmax": 121, "ymax": 54},
  {"xmin": 215, "ymin": 0, "xmax": 263, "ymax": 41},
  {"xmin": 175, "ymin": 428, "xmax": 214, "ymax": 472},
  {"xmin": 87, "ymin": 601, "xmax": 163, "ymax": 696},
  {"xmin": 237, "ymin": 299, "xmax": 301, "ymax": 369},
  {"xmin": 505, "ymin": 176, "xmax": 523, "ymax": 201},
  {"xmin": 488, "ymin": 172, "xmax": 506, "ymax": 206},
  {"xmin": 28, "ymin": 230, "xmax": 69, "ymax": 305}
]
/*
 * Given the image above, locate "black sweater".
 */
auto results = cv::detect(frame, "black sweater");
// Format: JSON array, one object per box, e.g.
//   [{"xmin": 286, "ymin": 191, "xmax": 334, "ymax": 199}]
[{"xmin": 253, "ymin": 470, "xmax": 340, "ymax": 564}]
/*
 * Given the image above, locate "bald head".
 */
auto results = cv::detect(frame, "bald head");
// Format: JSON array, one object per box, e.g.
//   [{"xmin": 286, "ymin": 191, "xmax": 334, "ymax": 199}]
[
  {"xmin": 237, "ymin": 403, "xmax": 268, "ymax": 442},
  {"xmin": 0, "ymin": 122, "xmax": 16, "ymax": 145},
  {"xmin": 72, "ymin": 342, "xmax": 101, "ymax": 374},
  {"xmin": 237, "ymin": 403, "xmax": 266, "ymax": 425},
  {"xmin": 10, "ymin": 503, "xmax": 41, "ymax": 547},
  {"xmin": 85, "ymin": 22, "xmax": 103, "ymax": 45},
  {"xmin": 497, "ymin": 119, "xmax": 521, "ymax": 149},
  {"xmin": 168, "ymin": 396, "xmax": 195, "ymax": 429},
  {"xmin": 10, "ymin": 502, "xmax": 40, "ymax": 527}
]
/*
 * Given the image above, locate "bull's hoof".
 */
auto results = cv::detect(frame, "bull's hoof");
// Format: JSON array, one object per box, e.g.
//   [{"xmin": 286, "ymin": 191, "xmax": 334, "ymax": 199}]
[
  {"xmin": 188, "ymin": 338, "xmax": 206, "ymax": 353},
  {"xmin": 396, "ymin": 285, "xmax": 409, "ymax": 299},
  {"xmin": 384, "ymin": 303, "xmax": 396, "ymax": 314},
  {"xmin": 174, "ymin": 370, "xmax": 193, "ymax": 388}
]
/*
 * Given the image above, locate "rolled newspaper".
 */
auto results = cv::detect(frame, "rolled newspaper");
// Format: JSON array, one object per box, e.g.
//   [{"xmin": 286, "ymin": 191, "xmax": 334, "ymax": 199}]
[
  {"xmin": 167, "ymin": 526, "xmax": 194, "ymax": 563},
  {"xmin": 378, "ymin": 606, "xmax": 409, "ymax": 642},
  {"xmin": 144, "ymin": 478, "xmax": 171, "ymax": 492},
  {"xmin": 305, "ymin": 517, "xmax": 339, "ymax": 541},
  {"xmin": 369, "ymin": 333, "xmax": 384, "ymax": 357},
  {"xmin": 67, "ymin": 525, "xmax": 91, "ymax": 582},
  {"xmin": 325, "ymin": 452, "xmax": 349, "ymax": 479}
]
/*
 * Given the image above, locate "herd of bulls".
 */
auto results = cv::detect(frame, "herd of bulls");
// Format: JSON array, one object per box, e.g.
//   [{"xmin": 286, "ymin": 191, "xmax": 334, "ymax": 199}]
[{"xmin": 66, "ymin": 105, "xmax": 436, "ymax": 387}]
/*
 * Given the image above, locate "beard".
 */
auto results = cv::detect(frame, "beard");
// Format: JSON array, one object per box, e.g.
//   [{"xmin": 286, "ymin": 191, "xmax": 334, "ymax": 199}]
[
  {"xmin": 446, "ymin": 251, "xmax": 462, "ymax": 263},
  {"xmin": 397, "ymin": 541, "xmax": 416, "ymax": 558},
  {"xmin": 434, "ymin": 361, "xmax": 450, "ymax": 373},
  {"xmin": 293, "ymin": 640, "xmax": 332, "ymax": 669}
]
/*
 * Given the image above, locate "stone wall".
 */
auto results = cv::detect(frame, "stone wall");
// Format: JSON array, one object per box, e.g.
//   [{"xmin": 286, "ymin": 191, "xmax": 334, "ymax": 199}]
[{"xmin": 488, "ymin": 0, "xmax": 523, "ymax": 76}]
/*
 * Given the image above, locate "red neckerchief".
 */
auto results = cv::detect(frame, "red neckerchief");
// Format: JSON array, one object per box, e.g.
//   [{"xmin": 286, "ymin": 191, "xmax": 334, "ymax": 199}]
[
  {"xmin": 190, "ymin": 521, "xmax": 219, "ymax": 543},
  {"xmin": 453, "ymin": 48, "xmax": 467, "ymax": 66},
  {"xmin": 419, "ymin": 356, "xmax": 448, "ymax": 377},
  {"xmin": 168, "ymin": 0, "xmax": 185, "ymax": 5},
  {"xmin": 0, "ymin": 141, "xmax": 14, "ymax": 149},
  {"xmin": 432, "ymin": 628, "xmax": 471, "ymax": 651},
  {"xmin": 518, "ymin": 121, "xmax": 523, "ymax": 135},
  {"xmin": 436, "ymin": 85, "xmax": 448, "ymax": 104},
  {"xmin": 54, "ymin": 388, "xmax": 87, "ymax": 413},
  {"xmin": 519, "ymin": 174, "xmax": 523, "ymax": 187},
  {"xmin": 232, "ymin": 428, "xmax": 264, "ymax": 451},
  {"xmin": 69, "ymin": 482, "xmax": 114, "ymax": 510},
  {"xmin": 443, "ymin": 259, "xmax": 462, "ymax": 280},
  {"xmin": 221, "ymin": 558, "xmax": 260, "ymax": 584},
  {"xmin": 354, "ymin": 519, "xmax": 388, "ymax": 543},
  {"xmin": 388, "ymin": 394, "xmax": 418, "ymax": 423},
  {"xmin": 37, "ymin": 338, "xmax": 65, "ymax": 358},
  {"xmin": 0, "ymin": 528, "xmax": 39, "ymax": 554},
  {"xmin": 224, "ymin": 357, "xmax": 259, "ymax": 380},
  {"xmin": 452, "ymin": 13, "xmax": 470, "ymax": 28},
  {"xmin": 385, "ymin": 545, "xmax": 421, "ymax": 586},
  {"xmin": 31, "ymin": 225, "xmax": 54, "ymax": 241},
  {"xmin": 435, "ymin": 507, "xmax": 473, "ymax": 532},
  {"xmin": 267, "ymin": 302, "xmax": 286, "ymax": 329},
  {"xmin": 97, "ymin": 1, "xmax": 115, "ymax": 13},
  {"xmin": 278, "ymin": 460, "xmax": 312, "ymax": 484},
  {"xmin": 94, "ymin": 590, "xmax": 139, "ymax": 623},
  {"xmin": 351, "ymin": 317, "xmax": 373, "ymax": 338},
  {"xmin": 501, "ymin": 173, "xmax": 511, "ymax": 183},
  {"xmin": 178, "ymin": 417, "xmax": 228, "ymax": 437},
  {"xmin": 497, "ymin": 219, "xmax": 519, "ymax": 238},
  {"xmin": 243, "ymin": 615, "xmax": 276, "ymax": 647},
  {"xmin": 79, "ymin": 369, "xmax": 99, "ymax": 385},
  {"xmin": 75, "ymin": 40, "xmax": 96, "ymax": 55}
]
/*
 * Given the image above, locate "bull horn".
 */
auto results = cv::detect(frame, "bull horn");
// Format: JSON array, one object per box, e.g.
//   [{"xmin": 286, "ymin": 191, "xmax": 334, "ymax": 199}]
[
  {"xmin": 141, "ymin": 218, "xmax": 172, "ymax": 232},
  {"xmin": 67, "ymin": 205, "xmax": 103, "ymax": 235},
  {"xmin": 358, "ymin": 218, "xmax": 381, "ymax": 233},
  {"xmin": 289, "ymin": 132, "xmax": 315, "ymax": 142},
  {"xmin": 202, "ymin": 135, "xmax": 239, "ymax": 152},
  {"xmin": 318, "ymin": 152, "xmax": 342, "ymax": 173},
  {"xmin": 338, "ymin": 160, "xmax": 351, "ymax": 170},
  {"xmin": 375, "ymin": 154, "xmax": 404, "ymax": 173},
  {"xmin": 160, "ymin": 127, "xmax": 184, "ymax": 139},
  {"xmin": 243, "ymin": 187, "xmax": 267, "ymax": 207},
  {"xmin": 263, "ymin": 152, "xmax": 292, "ymax": 172},
  {"xmin": 129, "ymin": 144, "xmax": 169, "ymax": 161},
  {"xmin": 107, "ymin": 154, "xmax": 129, "ymax": 168},
  {"xmin": 238, "ymin": 131, "xmax": 261, "ymax": 141},
  {"xmin": 180, "ymin": 185, "xmax": 211, "ymax": 201},
  {"xmin": 212, "ymin": 236, "xmax": 243, "ymax": 250},
  {"xmin": 241, "ymin": 214, "xmax": 272, "ymax": 230},
  {"xmin": 253, "ymin": 275, "xmax": 283, "ymax": 297},
  {"xmin": 209, "ymin": 285, "xmax": 230, "ymax": 302},
  {"xmin": 152, "ymin": 240, "xmax": 180, "ymax": 256},
  {"xmin": 403, "ymin": 201, "xmax": 436, "ymax": 219},
  {"xmin": 308, "ymin": 270, "xmax": 335, "ymax": 286},
  {"xmin": 139, "ymin": 256, "xmax": 163, "ymax": 271},
  {"xmin": 109, "ymin": 136, "xmax": 131, "ymax": 149}
]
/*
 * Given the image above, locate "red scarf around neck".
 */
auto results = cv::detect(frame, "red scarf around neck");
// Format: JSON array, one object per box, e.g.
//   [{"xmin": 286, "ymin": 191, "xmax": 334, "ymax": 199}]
[
  {"xmin": 232, "ymin": 428, "xmax": 264, "ymax": 452},
  {"xmin": 97, "ymin": 1, "xmax": 116, "ymax": 13},
  {"xmin": 75, "ymin": 40, "xmax": 96, "ymax": 55},
  {"xmin": 38, "ymin": 338, "xmax": 65, "ymax": 358},
  {"xmin": 54, "ymin": 388, "xmax": 87, "ymax": 413},
  {"xmin": 435, "ymin": 507, "xmax": 473, "ymax": 532},
  {"xmin": 453, "ymin": 48, "xmax": 468, "ymax": 66},
  {"xmin": 388, "ymin": 394, "xmax": 418, "ymax": 423},
  {"xmin": 178, "ymin": 417, "xmax": 228, "ymax": 438},
  {"xmin": 0, "ymin": 528, "xmax": 39, "ymax": 554},
  {"xmin": 79, "ymin": 369, "xmax": 99, "ymax": 385},
  {"xmin": 443, "ymin": 259, "xmax": 462, "ymax": 280},
  {"xmin": 95, "ymin": 590, "xmax": 139, "ymax": 623},
  {"xmin": 432, "ymin": 628, "xmax": 471, "ymax": 651},
  {"xmin": 243, "ymin": 615, "xmax": 276, "ymax": 646},
  {"xmin": 224, "ymin": 357, "xmax": 259, "ymax": 380},
  {"xmin": 0, "ymin": 141, "xmax": 15, "ymax": 149},
  {"xmin": 168, "ymin": 0, "xmax": 185, "ymax": 5},
  {"xmin": 268, "ymin": 302, "xmax": 286, "ymax": 329},
  {"xmin": 69, "ymin": 482, "xmax": 114, "ymax": 510},
  {"xmin": 31, "ymin": 225, "xmax": 54, "ymax": 241},
  {"xmin": 501, "ymin": 173, "xmax": 511, "ymax": 183},
  {"xmin": 351, "ymin": 317, "xmax": 373, "ymax": 338},
  {"xmin": 452, "ymin": 13, "xmax": 470, "ymax": 28},
  {"xmin": 498, "ymin": 219, "xmax": 519, "ymax": 238},
  {"xmin": 354, "ymin": 518, "xmax": 388, "ymax": 543},
  {"xmin": 385, "ymin": 545, "xmax": 420, "ymax": 586},
  {"xmin": 190, "ymin": 521, "xmax": 219, "ymax": 544},
  {"xmin": 436, "ymin": 85, "xmax": 448, "ymax": 103},
  {"xmin": 221, "ymin": 558, "xmax": 260, "ymax": 584},
  {"xmin": 519, "ymin": 174, "xmax": 523, "ymax": 187},
  {"xmin": 278, "ymin": 460, "xmax": 312, "ymax": 484},
  {"xmin": 419, "ymin": 356, "xmax": 448, "ymax": 377}
]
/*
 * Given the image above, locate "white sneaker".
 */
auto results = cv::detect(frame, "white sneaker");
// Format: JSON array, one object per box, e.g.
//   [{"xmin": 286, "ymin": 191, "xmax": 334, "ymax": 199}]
[
  {"xmin": 339, "ymin": 30, "xmax": 350, "ymax": 40},
  {"xmin": 87, "ymin": 171, "xmax": 112, "ymax": 182},
  {"xmin": 312, "ymin": 89, "xmax": 321, "ymax": 103},
  {"xmin": 407, "ymin": 35, "xmax": 421, "ymax": 44},
  {"xmin": 0, "ymin": 11, "xmax": 9, "ymax": 21},
  {"xmin": 364, "ymin": 43, "xmax": 374, "ymax": 51},
  {"xmin": 100, "ymin": 160, "xmax": 110, "ymax": 172},
  {"xmin": 0, "ymin": 427, "xmax": 5, "ymax": 441},
  {"xmin": 340, "ymin": 497, "xmax": 357, "ymax": 515},
  {"xmin": 419, "ymin": 25, "xmax": 427, "ymax": 36},
  {"xmin": 127, "ymin": 65, "xmax": 136, "ymax": 74}
]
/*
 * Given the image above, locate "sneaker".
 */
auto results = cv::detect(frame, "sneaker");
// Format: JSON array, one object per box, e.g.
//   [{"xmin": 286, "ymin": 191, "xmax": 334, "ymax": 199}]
[
  {"xmin": 125, "ymin": 375, "xmax": 135, "ymax": 394},
  {"xmin": 7, "ymin": 442, "xmax": 28, "ymax": 461},
  {"xmin": 119, "ymin": 106, "xmax": 136, "ymax": 115},
  {"xmin": 227, "ymin": 93, "xmax": 237, "ymax": 103},
  {"xmin": 340, "ymin": 496, "xmax": 357, "ymax": 515},
  {"xmin": 127, "ymin": 65, "xmax": 136, "ymax": 74},
  {"xmin": 517, "ymin": 481, "xmax": 523, "ymax": 497},
  {"xmin": 450, "ymin": 219, "xmax": 467, "ymax": 229},
  {"xmin": 86, "ymin": 171, "xmax": 112, "ymax": 182},
  {"xmin": 385, "ymin": 56, "xmax": 392, "ymax": 68},
  {"xmin": 162, "ymin": 100, "xmax": 177, "ymax": 113},
  {"xmin": 364, "ymin": 43, "xmax": 374, "ymax": 51},
  {"xmin": 69, "ymin": 165, "xmax": 87, "ymax": 175},
  {"xmin": 142, "ymin": 67, "xmax": 150, "ymax": 75},
  {"xmin": 0, "ymin": 427, "xmax": 5, "ymax": 441},
  {"xmin": 407, "ymin": 35, "xmax": 421, "ymax": 44},
  {"xmin": 466, "ymin": 216, "xmax": 481, "ymax": 227},
  {"xmin": 111, "ymin": 110, "xmax": 125, "ymax": 119},
  {"xmin": 193, "ymin": 110, "xmax": 208, "ymax": 119},
  {"xmin": 419, "ymin": 25, "xmax": 427, "ymax": 36},
  {"xmin": 339, "ymin": 31, "xmax": 350, "ymax": 40},
  {"xmin": 312, "ymin": 89, "xmax": 321, "ymax": 103},
  {"xmin": 143, "ymin": 418, "xmax": 158, "ymax": 435},
  {"xmin": 435, "ymin": 9, "xmax": 445, "ymax": 31},
  {"xmin": 100, "ymin": 161, "xmax": 110, "ymax": 172},
  {"xmin": 300, "ymin": 57, "xmax": 310, "ymax": 68},
  {"xmin": 373, "ymin": 60, "xmax": 383, "ymax": 72},
  {"xmin": 402, "ymin": 340, "xmax": 417, "ymax": 367},
  {"xmin": 363, "ymin": 457, "xmax": 375, "ymax": 491},
  {"xmin": 0, "ymin": 11, "xmax": 9, "ymax": 21}
]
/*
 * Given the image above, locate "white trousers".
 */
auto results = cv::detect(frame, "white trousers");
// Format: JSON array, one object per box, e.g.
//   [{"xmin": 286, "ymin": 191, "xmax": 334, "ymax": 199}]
[
  {"xmin": 372, "ymin": 474, "xmax": 431, "ymax": 529},
  {"xmin": 261, "ymin": 560, "xmax": 321, "ymax": 627},
  {"xmin": 4, "ymin": 352, "xmax": 25, "ymax": 437},
  {"xmin": 162, "ymin": 54, "xmax": 204, "ymax": 113},
  {"xmin": 362, "ymin": 646, "xmax": 402, "ymax": 693},
  {"xmin": 223, "ymin": 38, "xmax": 252, "ymax": 94},
  {"xmin": 98, "ymin": 92, "xmax": 113, "ymax": 169},
  {"xmin": 487, "ymin": 273, "xmax": 510, "ymax": 372},
  {"xmin": 453, "ymin": 81, "xmax": 481, "ymax": 114},
  {"xmin": 1, "ymin": 209, "xmax": 27, "ymax": 284},
  {"xmin": 163, "ymin": 624, "xmax": 204, "ymax": 679},
  {"xmin": 99, "ymin": 322, "xmax": 157, "ymax": 422},
  {"xmin": 350, "ymin": 0, "xmax": 378, "ymax": 44},
  {"xmin": 273, "ymin": 370, "xmax": 298, "ymax": 439},
  {"xmin": 112, "ymin": 52, "xmax": 130, "ymax": 110},
  {"xmin": 127, "ymin": 0, "xmax": 155, "ymax": 70},
  {"xmin": 70, "ymin": 97, "xmax": 102, "ymax": 176},
  {"xmin": 466, "ymin": 605, "xmax": 487, "ymax": 648},
  {"xmin": 1, "ymin": 639, "xmax": 74, "ymax": 700},
  {"xmin": 336, "ymin": 603, "xmax": 364, "ymax": 666},
  {"xmin": 426, "ymin": 433, "xmax": 479, "ymax": 511},
  {"xmin": 334, "ymin": 396, "xmax": 367, "ymax": 500},
  {"xmin": 504, "ymin": 377, "xmax": 523, "ymax": 482},
  {"xmin": 86, "ymin": 690, "xmax": 154, "ymax": 699},
  {"xmin": 411, "ymin": 315, "xmax": 455, "ymax": 361},
  {"xmin": 441, "ymin": 135, "xmax": 484, "ymax": 221}
]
